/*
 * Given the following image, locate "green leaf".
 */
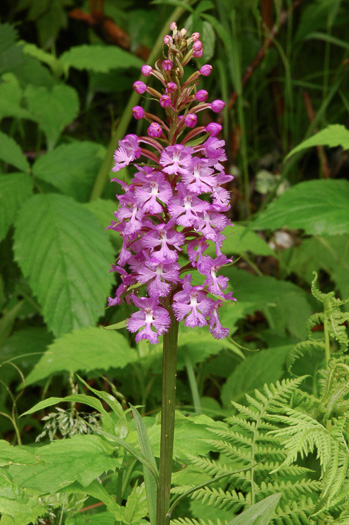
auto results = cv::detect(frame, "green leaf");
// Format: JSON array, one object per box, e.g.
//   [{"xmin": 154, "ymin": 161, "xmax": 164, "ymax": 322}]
[
  {"xmin": 62, "ymin": 481, "xmax": 122, "ymax": 521},
  {"xmin": 60, "ymin": 45, "xmax": 143, "ymax": 73},
  {"xmin": 22, "ymin": 41, "xmax": 64, "ymax": 76},
  {"xmin": 0, "ymin": 74, "xmax": 30, "ymax": 120},
  {"xmin": 32, "ymin": 141, "xmax": 105, "ymax": 202},
  {"xmin": 0, "ymin": 132, "xmax": 30, "ymax": 173},
  {"xmin": 0, "ymin": 474, "xmax": 43, "ymax": 525},
  {"xmin": 221, "ymin": 346, "xmax": 292, "ymax": 407},
  {"xmin": 286, "ymin": 124, "xmax": 349, "ymax": 160},
  {"xmin": 66, "ymin": 511, "xmax": 115, "ymax": 525},
  {"xmin": 0, "ymin": 173, "xmax": 33, "ymax": 241},
  {"xmin": 24, "ymin": 327, "xmax": 137, "ymax": 386},
  {"xmin": 201, "ymin": 21, "xmax": 216, "ymax": 62},
  {"xmin": 251, "ymin": 179, "xmax": 349, "ymax": 235},
  {"xmin": 209, "ymin": 224, "xmax": 274, "ymax": 257},
  {"xmin": 131, "ymin": 405, "xmax": 157, "ymax": 525},
  {"xmin": 0, "ymin": 23, "xmax": 24, "ymax": 76},
  {"xmin": 14, "ymin": 194, "xmax": 114, "ymax": 337},
  {"xmin": 227, "ymin": 493, "xmax": 282, "ymax": 525},
  {"xmin": 122, "ymin": 483, "xmax": 148, "ymax": 524},
  {"xmin": 25, "ymin": 84, "xmax": 79, "ymax": 149},
  {"xmin": 8, "ymin": 434, "xmax": 120, "ymax": 492},
  {"xmin": 83, "ymin": 199, "xmax": 122, "ymax": 249}
]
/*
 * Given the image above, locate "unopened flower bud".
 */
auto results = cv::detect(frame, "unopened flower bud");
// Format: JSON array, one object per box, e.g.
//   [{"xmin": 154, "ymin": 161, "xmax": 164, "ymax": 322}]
[
  {"xmin": 200, "ymin": 64, "xmax": 212, "ymax": 76},
  {"xmin": 132, "ymin": 106, "xmax": 145, "ymax": 119},
  {"xmin": 169, "ymin": 22, "xmax": 177, "ymax": 31},
  {"xmin": 191, "ymin": 32, "xmax": 200, "ymax": 41},
  {"xmin": 181, "ymin": 28, "xmax": 187, "ymax": 36},
  {"xmin": 141, "ymin": 65, "xmax": 152, "ymax": 76},
  {"xmin": 195, "ymin": 90, "xmax": 208, "ymax": 102},
  {"xmin": 162, "ymin": 60, "xmax": 173, "ymax": 71},
  {"xmin": 133, "ymin": 81, "xmax": 147, "ymax": 94},
  {"xmin": 193, "ymin": 49, "xmax": 203, "ymax": 58},
  {"xmin": 211, "ymin": 99, "xmax": 225, "ymax": 113},
  {"xmin": 147, "ymin": 122, "xmax": 162, "ymax": 138},
  {"xmin": 206, "ymin": 122, "xmax": 222, "ymax": 136},
  {"xmin": 193, "ymin": 40, "xmax": 203, "ymax": 51},
  {"xmin": 160, "ymin": 95, "xmax": 171, "ymax": 108},
  {"xmin": 166, "ymin": 82, "xmax": 177, "ymax": 93},
  {"xmin": 163, "ymin": 34, "xmax": 173, "ymax": 45},
  {"xmin": 184, "ymin": 113, "xmax": 197, "ymax": 128}
]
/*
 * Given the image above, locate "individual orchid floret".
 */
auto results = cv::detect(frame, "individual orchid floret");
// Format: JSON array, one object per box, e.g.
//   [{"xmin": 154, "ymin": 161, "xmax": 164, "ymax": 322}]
[
  {"xmin": 166, "ymin": 82, "xmax": 177, "ymax": 93},
  {"xmin": 198, "ymin": 255, "xmax": 232, "ymax": 297},
  {"xmin": 136, "ymin": 259, "xmax": 180, "ymax": 298},
  {"xmin": 112, "ymin": 134, "xmax": 141, "ymax": 172},
  {"xmin": 209, "ymin": 301, "xmax": 229, "ymax": 339},
  {"xmin": 147, "ymin": 122, "xmax": 162, "ymax": 138},
  {"xmin": 127, "ymin": 295, "xmax": 171, "ymax": 344},
  {"xmin": 133, "ymin": 81, "xmax": 147, "ymax": 94},
  {"xmin": 211, "ymin": 99, "xmax": 225, "ymax": 113},
  {"xmin": 141, "ymin": 65, "xmax": 152, "ymax": 76},
  {"xmin": 200, "ymin": 64, "xmax": 212, "ymax": 76},
  {"xmin": 173, "ymin": 275, "xmax": 213, "ymax": 328},
  {"xmin": 162, "ymin": 59, "xmax": 173, "ymax": 71},
  {"xmin": 195, "ymin": 90, "xmax": 208, "ymax": 102},
  {"xmin": 132, "ymin": 106, "xmax": 145, "ymax": 120},
  {"xmin": 206, "ymin": 122, "xmax": 222, "ymax": 136},
  {"xmin": 168, "ymin": 183, "xmax": 210, "ymax": 227},
  {"xmin": 184, "ymin": 113, "xmax": 197, "ymax": 128},
  {"xmin": 160, "ymin": 144, "xmax": 194, "ymax": 176},
  {"xmin": 160, "ymin": 94, "xmax": 172, "ymax": 108}
]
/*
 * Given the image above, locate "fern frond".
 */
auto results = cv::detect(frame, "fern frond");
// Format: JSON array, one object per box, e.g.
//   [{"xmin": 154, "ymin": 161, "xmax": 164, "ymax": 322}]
[
  {"xmin": 286, "ymin": 340, "xmax": 324, "ymax": 374},
  {"xmin": 272, "ymin": 496, "xmax": 316, "ymax": 524},
  {"xmin": 171, "ymin": 519, "xmax": 226, "ymax": 525},
  {"xmin": 256, "ymin": 479, "xmax": 321, "ymax": 499},
  {"xmin": 188, "ymin": 486, "xmax": 246, "ymax": 512}
]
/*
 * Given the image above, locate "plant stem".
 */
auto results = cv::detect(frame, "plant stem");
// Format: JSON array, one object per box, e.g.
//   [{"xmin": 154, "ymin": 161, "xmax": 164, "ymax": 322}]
[{"xmin": 156, "ymin": 300, "xmax": 179, "ymax": 525}]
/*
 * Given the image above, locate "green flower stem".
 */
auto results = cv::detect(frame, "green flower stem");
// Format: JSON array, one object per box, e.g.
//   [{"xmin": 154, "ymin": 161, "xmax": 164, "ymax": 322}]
[
  {"xmin": 89, "ymin": 3, "xmax": 190, "ymax": 202},
  {"xmin": 156, "ymin": 299, "xmax": 179, "ymax": 525}
]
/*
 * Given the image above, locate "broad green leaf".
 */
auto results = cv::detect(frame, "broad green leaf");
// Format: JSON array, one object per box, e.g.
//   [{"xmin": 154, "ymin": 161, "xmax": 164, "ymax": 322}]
[
  {"xmin": 0, "ymin": 132, "xmax": 30, "ymax": 173},
  {"xmin": 22, "ymin": 41, "xmax": 64, "ymax": 76},
  {"xmin": 83, "ymin": 199, "xmax": 122, "ymax": 248},
  {"xmin": 8, "ymin": 434, "xmax": 120, "ymax": 492},
  {"xmin": 32, "ymin": 141, "xmax": 105, "ymax": 202},
  {"xmin": 0, "ymin": 74, "xmax": 30, "ymax": 120},
  {"xmin": 0, "ymin": 23, "xmax": 24, "ymax": 76},
  {"xmin": 0, "ymin": 173, "xmax": 33, "ymax": 241},
  {"xmin": 60, "ymin": 45, "xmax": 143, "ymax": 73},
  {"xmin": 209, "ymin": 224, "xmax": 274, "ymax": 256},
  {"xmin": 0, "ymin": 474, "xmax": 43, "ymax": 525},
  {"xmin": 0, "ymin": 440, "xmax": 38, "ymax": 466},
  {"xmin": 21, "ymin": 394, "xmax": 111, "ymax": 420},
  {"xmin": 251, "ymin": 179, "xmax": 349, "ymax": 235},
  {"xmin": 131, "ymin": 405, "xmax": 157, "ymax": 525},
  {"xmin": 66, "ymin": 511, "xmax": 115, "ymax": 525},
  {"xmin": 220, "ymin": 267, "xmax": 312, "ymax": 340},
  {"xmin": 14, "ymin": 194, "xmax": 114, "ymax": 337},
  {"xmin": 122, "ymin": 483, "xmax": 148, "ymax": 524},
  {"xmin": 25, "ymin": 84, "xmax": 79, "ymax": 149},
  {"xmin": 221, "ymin": 346, "xmax": 292, "ymax": 407},
  {"xmin": 24, "ymin": 327, "xmax": 137, "ymax": 386},
  {"xmin": 227, "ymin": 493, "xmax": 282, "ymax": 524},
  {"xmin": 201, "ymin": 21, "xmax": 216, "ymax": 62},
  {"xmin": 282, "ymin": 234, "xmax": 349, "ymax": 310},
  {"xmin": 286, "ymin": 124, "xmax": 349, "ymax": 160},
  {"xmin": 62, "ymin": 480, "xmax": 122, "ymax": 521}
]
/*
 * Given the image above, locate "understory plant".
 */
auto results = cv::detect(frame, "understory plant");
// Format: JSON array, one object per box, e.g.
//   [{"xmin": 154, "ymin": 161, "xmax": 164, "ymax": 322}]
[{"xmin": 107, "ymin": 22, "xmax": 236, "ymax": 524}]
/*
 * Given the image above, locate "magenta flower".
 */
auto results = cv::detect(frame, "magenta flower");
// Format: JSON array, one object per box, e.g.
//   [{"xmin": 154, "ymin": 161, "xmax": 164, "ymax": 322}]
[{"xmin": 108, "ymin": 23, "xmax": 236, "ymax": 342}]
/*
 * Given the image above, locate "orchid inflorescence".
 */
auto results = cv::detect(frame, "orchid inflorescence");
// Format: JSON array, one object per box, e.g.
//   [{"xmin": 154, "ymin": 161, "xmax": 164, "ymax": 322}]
[{"xmin": 108, "ymin": 22, "xmax": 236, "ymax": 344}]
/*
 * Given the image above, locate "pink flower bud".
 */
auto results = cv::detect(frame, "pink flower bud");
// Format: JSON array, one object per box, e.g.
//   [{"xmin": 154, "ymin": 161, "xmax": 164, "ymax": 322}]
[
  {"xmin": 133, "ymin": 81, "xmax": 147, "ymax": 94},
  {"xmin": 132, "ymin": 106, "xmax": 145, "ymax": 119},
  {"xmin": 147, "ymin": 122, "xmax": 162, "ymax": 138},
  {"xmin": 195, "ymin": 90, "xmax": 208, "ymax": 102},
  {"xmin": 141, "ymin": 65, "xmax": 152, "ymax": 77},
  {"xmin": 184, "ymin": 113, "xmax": 197, "ymax": 128},
  {"xmin": 193, "ymin": 49, "xmax": 203, "ymax": 58},
  {"xmin": 166, "ymin": 82, "xmax": 177, "ymax": 93},
  {"xmin": 163, "ymin": 35, "xmax": 173, "ymax": 45},
  {"xmin": 162, "ymin": 60, "xmax": 173, "ymax": 71},
  {"xmin": 169, "ymin": 22, "xmax": 177, "ymax": 31},
  {"xmin": 206, "ymin": 122, "xmax": 222, "ymax": 136},
  {"xmin": 160, "ymin": 95, "xmax": 171, "ymax": 108},
  {"xmin": 211, "ymin": 99, "xmax": 225, "ymax": 113},
  {"xmin": 181, "ymin": 28, "xmax": 187, "ymax": 36},
  {"xmin": 191, "ymin": 32, "xmax": 200, "ymax": 41},
  {"xmin": 193, "ymin": 40, "xmax": 203, "ymax": 51},
  {"xmin": 200, "ymin": 64, "xmax": 212, "ymax": 76}
]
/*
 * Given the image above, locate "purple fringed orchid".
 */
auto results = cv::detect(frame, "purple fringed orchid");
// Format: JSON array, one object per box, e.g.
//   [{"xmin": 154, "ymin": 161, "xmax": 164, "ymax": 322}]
[{"xmin": 108, "ymin": 23, "xmax": 236, "ymax": 344}]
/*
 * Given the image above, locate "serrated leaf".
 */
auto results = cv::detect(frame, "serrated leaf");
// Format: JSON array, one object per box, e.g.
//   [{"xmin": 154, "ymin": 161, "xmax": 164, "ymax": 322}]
[
  {"xmin": 0, "ymin": 23, "xmax": 24, "ymax": 76},
  {"xmin": 22, "ymin": 41, "xmax": 64, "ymax": 76},
  {"xmin": 24, "ymin": 327, "xmax": 137, "ymax": 386},
  {"xmin": 25, "ymin": 84, "xmax": 79, "ymax": 149},
  {"xmin": 8, "ymin": 435, "xmax": 120, "ymax": 492},
  {"xmin": 32, "ymin": 141, "xmax": 105, "ymax": 202},
  {"xmin": 60, "ymin": 45, "xmax": 143, "ymax": 73},
  {"xmin": 227, "ymin": 493, "xmax": 282, "ymax": 525},
  {"xmin": 0, "ymin": 74, "xmax": 30, "ymax": 120},
  {"xmin": 0, "ymin": 173, "xmax": 33, "ymax": 241},
  {"xmin": 14, "ymin": 193, "xmax": 114, "ymax": 337},
  {"xmin": 0, "ymin": 132, "xmax": 30, "ymax": 173},
  {"xmin": 286, "ymin": 124, "xmax": 349, "ymax": 160},
  {"xmin": 251, "ymin": 179, "xmax": 349, "ymax": 235},
  {"xmin": 221, "ymin": 346, "xmax": 292, "ymax": 407},
  {"xmin": 0, "ymin": 474, "xmax": 43, "ymax": 525}
]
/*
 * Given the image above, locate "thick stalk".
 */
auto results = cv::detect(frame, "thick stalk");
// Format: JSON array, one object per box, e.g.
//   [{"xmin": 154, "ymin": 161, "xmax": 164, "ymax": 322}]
[{"xmin": 156, "ymin": 300, "xmax": 179, "ymax": 524}]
